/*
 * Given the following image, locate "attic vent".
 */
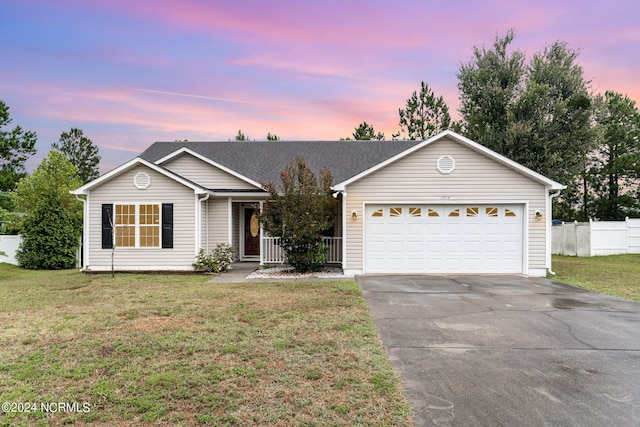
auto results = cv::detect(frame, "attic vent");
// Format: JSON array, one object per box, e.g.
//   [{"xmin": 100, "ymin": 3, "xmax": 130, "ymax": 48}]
[
  {"xmin": 134, "ymin": 172, "xmax": 151, "ymax": 189},
  {"xmin": 436, "ymin": 155, "xmax": 455, "ymax": 174}
]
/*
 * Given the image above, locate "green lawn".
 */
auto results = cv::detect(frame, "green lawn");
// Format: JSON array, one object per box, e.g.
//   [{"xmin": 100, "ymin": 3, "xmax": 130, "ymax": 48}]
[
  {"xmin": 0, "ymin": 264, "xmax": 412, "ymax": 426},
  {"xmin": 552, "ymin": 254, "xmax": 640, "ymax": 301}
]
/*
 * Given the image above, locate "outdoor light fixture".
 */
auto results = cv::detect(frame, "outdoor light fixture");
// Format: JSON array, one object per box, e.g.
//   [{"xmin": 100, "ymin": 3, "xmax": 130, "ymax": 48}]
[
  {"xmin": 535, "ymin": 211, "xmax": 542, "ymax": 221},
  {"xmin": 352, "ymin": 211, "xmax": 357, "ymax": 220}
]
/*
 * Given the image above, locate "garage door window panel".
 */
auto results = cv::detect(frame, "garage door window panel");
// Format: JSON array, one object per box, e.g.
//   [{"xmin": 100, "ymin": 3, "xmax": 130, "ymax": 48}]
[{"xmin": 486, "ymin": 207, "xmax": 499, "ymax": 217}]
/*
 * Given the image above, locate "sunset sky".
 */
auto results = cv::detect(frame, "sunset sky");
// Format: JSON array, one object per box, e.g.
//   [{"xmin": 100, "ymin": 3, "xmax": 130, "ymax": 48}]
[{"xmin": 1, "ymin": 0, "xmax": 639, "ymax": 172}]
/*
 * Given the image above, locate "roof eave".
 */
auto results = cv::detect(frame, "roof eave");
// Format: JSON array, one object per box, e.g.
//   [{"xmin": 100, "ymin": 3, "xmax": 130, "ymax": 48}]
[
  {"xmin": 70, "ymin": 157, "xmax": 208, "ymax": 195},
  {"xmin": 334, "ymin": 130, "xmax": 566, "ymax": 190},
  {"xmin": 154, "ymin": 147, "xmax": 264, "ymax": 190}
]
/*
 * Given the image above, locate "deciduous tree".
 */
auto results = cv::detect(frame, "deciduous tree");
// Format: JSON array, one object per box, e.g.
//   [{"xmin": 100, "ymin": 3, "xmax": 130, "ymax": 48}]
[{"xmin": 10, "ymin": 151, "xmax": 83, "ymax": 233}]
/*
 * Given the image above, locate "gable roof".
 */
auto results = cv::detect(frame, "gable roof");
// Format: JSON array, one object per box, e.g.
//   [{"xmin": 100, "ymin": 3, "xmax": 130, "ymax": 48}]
[
  {"xmin": 79, "ymin": 130, "xmax": 564, "ymax": 194},
  {"xmin": 71, "ymin": 157, "xmax": 208, "ymax": 195},
  {"xmin": 140, "ymin": 139, "xmax": 421, "ymax": 185},
  {"xmin": 332, "ymin": 130, "xmax": 566, "ymax": 191},
  {"xmin": 155, "ymin": 147, "xmax": 266, "ymax": 190}
]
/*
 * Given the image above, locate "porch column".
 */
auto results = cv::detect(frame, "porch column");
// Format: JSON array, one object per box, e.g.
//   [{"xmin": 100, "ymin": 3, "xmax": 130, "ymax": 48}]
[
  {"xmin": 259, "ymin": 200, "xmax": 264, "ymax": 265},
  {"xmin": 341, "ymin": 192, "xmax": 347, "ymax": 270},
  {"xmin": 227, "ymin": 197, "xmax": 232, "ymax": 245}
]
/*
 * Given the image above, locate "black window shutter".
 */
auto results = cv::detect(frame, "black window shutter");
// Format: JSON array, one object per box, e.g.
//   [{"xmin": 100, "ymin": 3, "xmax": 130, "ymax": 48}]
[
  {"xmin": 162, "ymin": 203, "xmax": 173, "ymax": 248},
  {"xmin": 102, "ymin": 204, "xmax": 113, "ymax": 249}
]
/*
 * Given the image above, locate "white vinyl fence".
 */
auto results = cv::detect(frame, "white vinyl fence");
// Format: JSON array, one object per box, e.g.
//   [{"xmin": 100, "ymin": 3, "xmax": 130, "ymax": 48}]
[
  {"xmin": 0, "ymin": 235, "xmax": 82, "ymax": 267},
  {"xmin": 0, "ymin": 235, "xmax": 21, "ymax": 265},
  {"xmin": 552, "ymin": 218, "xmax": 640, "ymax": 256}
]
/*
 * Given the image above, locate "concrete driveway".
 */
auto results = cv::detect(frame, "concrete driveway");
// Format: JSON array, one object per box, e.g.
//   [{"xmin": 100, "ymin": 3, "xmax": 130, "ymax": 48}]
[{"xmin": 357, "ymin": 275, "xmax": 640, "ymax": 427}]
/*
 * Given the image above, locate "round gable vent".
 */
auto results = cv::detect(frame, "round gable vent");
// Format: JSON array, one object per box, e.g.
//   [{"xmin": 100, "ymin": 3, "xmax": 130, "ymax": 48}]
[
  {"xmin": 134, "ymin": 172, "xmax": 151, "ymax": 189},
  {"xmin": 436, "ymin": 155, "xmax": 455, "ymax": 175}
]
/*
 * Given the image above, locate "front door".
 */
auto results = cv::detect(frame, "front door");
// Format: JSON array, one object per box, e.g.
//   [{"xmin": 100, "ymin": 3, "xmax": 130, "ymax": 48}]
[{"xmin": 244, "ymin": 208, "xmax": 260, "ymax": 256}]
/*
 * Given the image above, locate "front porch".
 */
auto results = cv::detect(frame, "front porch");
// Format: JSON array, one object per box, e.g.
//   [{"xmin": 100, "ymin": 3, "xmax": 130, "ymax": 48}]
[{"xmin": 202, "ymin": 198, "xmax": 343, "ymax": 265}]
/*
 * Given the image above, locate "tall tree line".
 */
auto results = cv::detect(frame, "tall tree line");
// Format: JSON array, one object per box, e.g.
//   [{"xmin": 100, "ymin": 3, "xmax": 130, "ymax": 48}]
[{"xmin": 348, "ymin": 29, "xmax": 639, "ymax": 221}]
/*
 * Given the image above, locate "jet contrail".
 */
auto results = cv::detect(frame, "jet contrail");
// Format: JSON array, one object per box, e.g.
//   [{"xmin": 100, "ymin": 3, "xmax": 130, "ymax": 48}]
[{"xmin": 132, "ymin": 88, "xmax": 283, "ymax": 108}]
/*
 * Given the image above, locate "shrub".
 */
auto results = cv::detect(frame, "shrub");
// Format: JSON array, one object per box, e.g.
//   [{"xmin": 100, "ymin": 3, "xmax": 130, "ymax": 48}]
[
  {"xmin": 16, "ymin": 194, "xmax": 80, "ymax": 269},
  {"xmin": 284, "ymin": 240, "xmax": 326, "ymax": 273},
  {"xmin": 259, "ymin": 157, "xmax": 335, "ymax": 273},
  {"xmin": 193, "ymin": 243, "xmax": 236, "ymax": 273}
]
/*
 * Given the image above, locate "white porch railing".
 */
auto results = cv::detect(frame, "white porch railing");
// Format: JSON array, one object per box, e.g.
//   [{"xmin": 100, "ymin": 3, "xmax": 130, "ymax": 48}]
[
  {"xmin": 260, "ymin": 236, "xmax": 342, "ymax": 265},
  {"xmin": 323, "ymin": 237, "xmax": 342, "ymax": 263},
  {"xmin": 261, "ymin": 236, "xmax": 286, "ymax": 264}
]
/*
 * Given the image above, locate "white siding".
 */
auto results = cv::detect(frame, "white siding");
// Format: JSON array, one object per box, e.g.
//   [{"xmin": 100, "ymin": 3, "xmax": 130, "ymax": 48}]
[
  {"xmin": 87, "ymin": 164, "xmax": 197, "ymax": 270},
  {"xmin": 344, "ymin": 137, "xmax": 549, "ymax": 274},
  {"xmin": 204, "ymin": 198, "xmax": 230, "ymax": 250},
  {"xmin": 163, "ymin": 153, "xmax": 258, "ymax": 190}
]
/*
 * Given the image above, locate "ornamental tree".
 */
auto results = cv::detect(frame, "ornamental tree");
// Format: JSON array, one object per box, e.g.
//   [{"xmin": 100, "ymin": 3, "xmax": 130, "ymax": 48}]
[{"xmin": 259, "ymin": 157, "xmax": 335, "ymax": 272}]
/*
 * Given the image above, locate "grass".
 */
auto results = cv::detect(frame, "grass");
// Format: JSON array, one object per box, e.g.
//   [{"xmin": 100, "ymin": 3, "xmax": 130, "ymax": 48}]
[
  {"xmin": 552, "ymin": 254, "xmax": 640, "ymax": 301},
  {"xmin": 0, "ymin": 263, "xmax": 412, "ymax": 426}
]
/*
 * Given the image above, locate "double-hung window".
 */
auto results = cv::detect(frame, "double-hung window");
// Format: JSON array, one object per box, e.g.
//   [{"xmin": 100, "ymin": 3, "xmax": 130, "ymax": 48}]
[
  {"xmin": 114, "ymin": 203, "xmax": 160, "ymax": 248},
  {"xmin": 102, "ymin": 203, "xmax": 172, "ymax": 249}
]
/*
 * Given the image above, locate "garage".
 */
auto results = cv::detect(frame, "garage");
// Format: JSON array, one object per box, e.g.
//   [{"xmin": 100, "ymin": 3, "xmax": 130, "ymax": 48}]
[{"xmin": 364, "ymin": 204, "xmax": 524, "ymax": 274}]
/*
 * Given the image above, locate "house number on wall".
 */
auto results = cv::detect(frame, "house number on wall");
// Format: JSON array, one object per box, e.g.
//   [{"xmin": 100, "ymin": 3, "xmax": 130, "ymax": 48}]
[{"xmin": 441, "ymin": 196, "xmax": 451, "ymax": 200}]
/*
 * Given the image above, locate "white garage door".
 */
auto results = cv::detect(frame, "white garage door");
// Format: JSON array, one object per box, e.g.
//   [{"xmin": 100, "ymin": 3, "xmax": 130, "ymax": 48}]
[{"xmin": 365, "ymin": 204, "xmax": 523, "ymax": 274}]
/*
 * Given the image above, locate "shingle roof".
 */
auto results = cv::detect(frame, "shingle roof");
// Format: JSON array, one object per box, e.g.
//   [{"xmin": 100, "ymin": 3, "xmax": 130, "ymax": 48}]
[{"xmin": 139, "ymin": 140, "xmax": 422, "ymax": 186}]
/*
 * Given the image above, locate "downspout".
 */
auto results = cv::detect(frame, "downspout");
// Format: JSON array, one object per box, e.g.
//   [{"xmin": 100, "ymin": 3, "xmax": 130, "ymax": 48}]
[
  {"xmin": 334, "ymin": 190, "xmax": 346, "ymax": 272},
  {"xmin": 547, "ymin": 190, "xmax": 561, "ymax": 275},
  {"xmin": 74, "ymin": 193, "xmax": 87, "ymax": 269},
  {"xmin": 199, "ymin": 192, "xmax": 211, "ymax": 253}
]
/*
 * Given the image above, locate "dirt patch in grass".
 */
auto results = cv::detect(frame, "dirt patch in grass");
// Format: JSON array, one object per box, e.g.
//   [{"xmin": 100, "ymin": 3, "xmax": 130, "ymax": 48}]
[
  {"xmin": 0, "ymin": 267, "xmax": 412, "ymax": 426},
  {"xmin": 552, "ymin": 254, "xmax": 640, "ymax": 301}
]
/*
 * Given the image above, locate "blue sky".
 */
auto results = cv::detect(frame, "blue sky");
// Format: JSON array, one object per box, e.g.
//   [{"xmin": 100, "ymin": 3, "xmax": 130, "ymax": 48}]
[{"xmin": 1, "ymin": 0, "xmax": 638, "ymax": 172}]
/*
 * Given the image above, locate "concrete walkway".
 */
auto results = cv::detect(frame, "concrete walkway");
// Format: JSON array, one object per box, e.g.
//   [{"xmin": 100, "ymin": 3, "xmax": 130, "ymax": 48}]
[{"xmin": 206, "ymin": 262, "xmax": 260, "ymax": 283}]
